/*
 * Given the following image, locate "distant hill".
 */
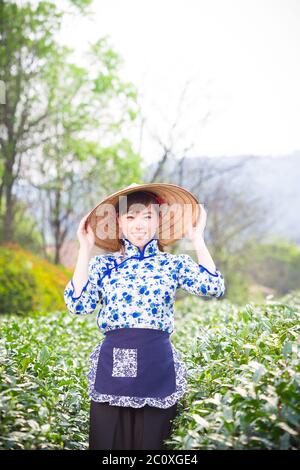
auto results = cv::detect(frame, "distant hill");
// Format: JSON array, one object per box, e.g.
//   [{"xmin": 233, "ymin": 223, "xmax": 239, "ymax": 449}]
[
  {"xmin": 55, "ymin": 150, "xmax": 300, "ymax": 268},
  {"xmin": 145, "ymin": 150, "xmax": 300, "ymax": 244}
]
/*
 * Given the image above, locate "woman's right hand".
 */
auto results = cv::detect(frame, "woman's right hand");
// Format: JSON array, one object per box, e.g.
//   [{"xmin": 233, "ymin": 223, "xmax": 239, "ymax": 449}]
[{"xmin": 77, "ymin": 213, "xmax": 95, "ymax": 253}]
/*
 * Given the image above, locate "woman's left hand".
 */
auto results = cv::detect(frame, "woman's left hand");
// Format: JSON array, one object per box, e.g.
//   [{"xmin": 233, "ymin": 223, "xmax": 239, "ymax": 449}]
[{"xmin": 186, "ymin": 203, "xmax": 207, "ymax": 242}]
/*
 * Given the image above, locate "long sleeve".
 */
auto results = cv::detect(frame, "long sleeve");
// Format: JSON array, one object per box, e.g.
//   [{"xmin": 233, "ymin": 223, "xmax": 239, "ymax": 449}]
[
  {"xmin": 176, "ymin": 253, "xmax": 225, "ymax": 298},
  {"xmin": 63, "ymin": 255, "xmax": 104, "ymax": 315}
]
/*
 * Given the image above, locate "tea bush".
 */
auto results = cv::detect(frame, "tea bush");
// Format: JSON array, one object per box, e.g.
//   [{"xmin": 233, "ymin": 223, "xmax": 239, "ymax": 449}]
[
  {"xmin": 0, "ymin": 309, "xmax": 103, "ymax": 449},
  {"xmin": 168, "ymin": 292, "xmax": 300, "ymax": 449},
  {"xmin": 0, "ymin": 292, "xmax": 299, "ymax": 449}
]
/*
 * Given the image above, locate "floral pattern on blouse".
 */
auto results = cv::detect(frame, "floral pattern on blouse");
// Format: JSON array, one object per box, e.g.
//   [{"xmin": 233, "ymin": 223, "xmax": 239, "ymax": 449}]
[{"xmin": 63, "ymin": 236, "xmax": 225, "ymax": 336}]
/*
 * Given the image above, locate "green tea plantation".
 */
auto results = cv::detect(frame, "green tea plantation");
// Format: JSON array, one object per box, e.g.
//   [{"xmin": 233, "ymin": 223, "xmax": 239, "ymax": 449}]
[{"xmin": 0, "ymin": 292, "xmax": 299, "ymax": 450}]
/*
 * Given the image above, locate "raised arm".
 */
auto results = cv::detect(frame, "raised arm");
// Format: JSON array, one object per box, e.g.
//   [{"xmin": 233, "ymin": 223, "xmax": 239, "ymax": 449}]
[
  {"xmin": 63, "ymin": 212, "xmax": 103, "ymax": 315},
  {"xmin": 177, "ymin": 202, "xmax": 225, "ymax": 298},
  {"xmin": 64, "ymin": 255, "xmax": 104, "ymax": 315},
  {"xmin": 176, "ymin": 253, "xmax": 225, "ymax": 298}
]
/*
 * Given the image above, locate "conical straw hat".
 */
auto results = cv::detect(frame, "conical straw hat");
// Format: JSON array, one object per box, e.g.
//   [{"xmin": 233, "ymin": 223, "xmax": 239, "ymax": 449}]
[{"xmin": 85, "ymin": 182, "xmax": 200, "ymax": 252}]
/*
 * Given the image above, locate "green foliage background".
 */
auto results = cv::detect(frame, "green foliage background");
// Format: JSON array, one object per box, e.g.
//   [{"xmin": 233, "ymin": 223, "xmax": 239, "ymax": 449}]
[
  {"xmin": 1, "ymin": 291, "xmax": 299, "ymax": 450},
  {"xmin": 0, "ymin": 243, "xmax": 71, "ymax": 315}
]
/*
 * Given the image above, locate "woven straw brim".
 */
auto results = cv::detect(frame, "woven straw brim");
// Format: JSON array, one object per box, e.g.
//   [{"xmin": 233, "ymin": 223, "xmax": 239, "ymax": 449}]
[{"xmin": 86, "ymin": 183, "xmax": 200, "ymax": 252}]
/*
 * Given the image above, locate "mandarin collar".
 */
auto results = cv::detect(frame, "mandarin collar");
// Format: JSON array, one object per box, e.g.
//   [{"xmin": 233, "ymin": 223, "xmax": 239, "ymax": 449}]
[{"xmin": 120, "ymin": 237, "xmax": 160, "ymax": 258}]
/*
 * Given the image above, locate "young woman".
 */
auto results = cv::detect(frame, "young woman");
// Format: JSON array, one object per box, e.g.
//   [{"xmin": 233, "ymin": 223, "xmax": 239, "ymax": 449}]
[{"xmin": 64, "ymin": 184, "xmax": 225, "ymax": 450}]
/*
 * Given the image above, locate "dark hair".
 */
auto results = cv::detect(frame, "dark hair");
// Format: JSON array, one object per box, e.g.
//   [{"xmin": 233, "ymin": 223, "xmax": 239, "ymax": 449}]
[{"xmin": 115, "ymin": 190, "xmax": 165, "ymax": 253}]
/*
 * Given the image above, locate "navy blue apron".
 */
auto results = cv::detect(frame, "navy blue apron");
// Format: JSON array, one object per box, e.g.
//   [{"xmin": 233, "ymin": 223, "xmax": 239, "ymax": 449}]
[{"xmin": 94, "ymin": 327, "xmax": 176, "ymax": 399}]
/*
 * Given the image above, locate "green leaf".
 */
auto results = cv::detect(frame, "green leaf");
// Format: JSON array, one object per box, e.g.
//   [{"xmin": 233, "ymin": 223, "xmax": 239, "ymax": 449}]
[
  {"xmin": 191, "ymin": 414, "xmax": 210, "ymax": 428},
  {"xmin": 38, "ymin": 347, "xmax": 50, "ymax": 365}
]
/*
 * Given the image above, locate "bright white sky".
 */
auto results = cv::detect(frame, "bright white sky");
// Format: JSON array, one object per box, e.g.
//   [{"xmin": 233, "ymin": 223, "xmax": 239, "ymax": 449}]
[{"xmin": 58, "ymin": 0, "xmax": 300, "ymax": 162}]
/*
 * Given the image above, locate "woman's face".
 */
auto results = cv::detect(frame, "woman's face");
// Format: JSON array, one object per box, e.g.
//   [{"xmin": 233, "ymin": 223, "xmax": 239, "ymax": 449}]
[{"xmin": 117, "ymin": 203, "xmax": 160, "ymax": 248}]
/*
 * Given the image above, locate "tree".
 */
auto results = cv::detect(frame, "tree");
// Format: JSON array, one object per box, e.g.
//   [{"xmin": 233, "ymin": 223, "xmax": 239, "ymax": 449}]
[
  {"xmin": 0, "ymin": 1, "xmax": 142, "ymax": 263},
  {"xmin": 26, "ymin": 37, "xmax": 142, "ymax": 264},
  {"xmin": 0, "ymin": 1, "xmax": 64, "ymax": 241}
]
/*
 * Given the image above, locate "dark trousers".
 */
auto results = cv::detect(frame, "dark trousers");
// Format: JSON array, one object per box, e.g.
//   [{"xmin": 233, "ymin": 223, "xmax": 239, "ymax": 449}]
[{"xmin": 89, "ymin": 399, "xmax": 179, "ymax": 450}]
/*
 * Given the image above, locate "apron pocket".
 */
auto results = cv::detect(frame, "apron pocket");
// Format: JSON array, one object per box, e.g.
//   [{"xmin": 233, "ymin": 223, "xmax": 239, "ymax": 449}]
[{"xmin": 112, "ymin": 347, "xmax": 138, "ymax": 377}]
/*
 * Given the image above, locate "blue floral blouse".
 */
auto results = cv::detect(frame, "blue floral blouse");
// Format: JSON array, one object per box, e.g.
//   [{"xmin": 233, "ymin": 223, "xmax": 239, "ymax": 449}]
[{"xmin": 63, "ymin": 236, "xmax": 225, "ymax": 336}]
